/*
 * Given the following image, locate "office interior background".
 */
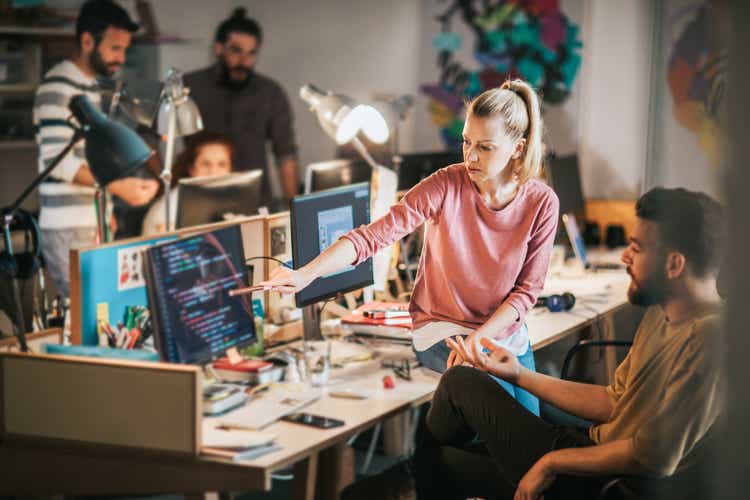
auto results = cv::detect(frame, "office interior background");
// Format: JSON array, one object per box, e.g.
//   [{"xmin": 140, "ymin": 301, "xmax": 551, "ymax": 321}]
[
  {"xmin": 1, "ymin": 0, "xmax": 724, "ymax": 208},
  {"xmin": 2, "ymin": 0, "xmax": 749, "ymax": 498}
]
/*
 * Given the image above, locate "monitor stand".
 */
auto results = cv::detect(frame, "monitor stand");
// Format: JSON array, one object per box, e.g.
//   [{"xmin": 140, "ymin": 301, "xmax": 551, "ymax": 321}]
[{"xmin": 303, "ymin": 304, "xmax": 323, "ymax": 341}]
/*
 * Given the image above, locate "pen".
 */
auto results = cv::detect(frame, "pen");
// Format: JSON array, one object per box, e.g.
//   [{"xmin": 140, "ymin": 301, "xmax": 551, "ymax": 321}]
[{"xmin": 229, "ymin": 285, "xmax": 272, "ymax": 297}]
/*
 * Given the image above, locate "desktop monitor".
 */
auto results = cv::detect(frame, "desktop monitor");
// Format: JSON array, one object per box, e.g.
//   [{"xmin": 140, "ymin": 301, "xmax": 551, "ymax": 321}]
[
  {"xmin": 144, "ymin": 225, "xmax": 256, "ymax": 364},
  {"xmin": 176, "ymin": 170, "xmax": 263, "ymax": 229},
  {"xmin": 545, "ymin": 154, "xmax": 586, "ymax": 221},
  {"xmin": 304, "ymin": 159, "xmax": 371, "ymax": 194},
  {"xmin": 397, "ymin": 151, "xmax": 463, "ymax": 190},
  {"xmin": 291, "ymin": 182, "xmax": 373, "ymax": 308}
]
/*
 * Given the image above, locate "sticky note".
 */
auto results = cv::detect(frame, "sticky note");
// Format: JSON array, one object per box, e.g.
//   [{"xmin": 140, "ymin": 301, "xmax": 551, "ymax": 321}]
[{"xmin": 96, "ymin": 302, "xmax": 109, "ymax": 335}]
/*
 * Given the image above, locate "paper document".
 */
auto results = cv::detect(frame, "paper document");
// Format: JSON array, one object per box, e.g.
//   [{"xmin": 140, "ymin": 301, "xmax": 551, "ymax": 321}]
[
  {"xmin": 218, "ymin": 387, "xmax": 322, "ymax": 430},
  {"xmin": 201, "ymin": 420, "xmax": 276, "ymax": 448}
]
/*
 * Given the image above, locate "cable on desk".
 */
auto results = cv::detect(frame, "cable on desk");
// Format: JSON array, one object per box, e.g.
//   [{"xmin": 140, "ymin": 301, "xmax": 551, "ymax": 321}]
[{"xmin": 245, "ymin": 255, "xmax": 292, "ymax": 269}]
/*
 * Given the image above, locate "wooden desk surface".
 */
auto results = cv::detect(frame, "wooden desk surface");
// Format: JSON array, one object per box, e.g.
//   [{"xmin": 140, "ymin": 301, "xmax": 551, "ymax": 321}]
[
  {"xmin": 0, "ymin": 348, "xmax": 439, "ymax": 496},
  {"xmin": 204, "ymin": 345, "xmax": 439, "ymax": 472},
  {"xmin": 529, "ymin": 269, "xmax": 630, "ymax": 350},
  {"xmin": 0, "ymin": 268, "xmax": 630, "ymax": 496}
]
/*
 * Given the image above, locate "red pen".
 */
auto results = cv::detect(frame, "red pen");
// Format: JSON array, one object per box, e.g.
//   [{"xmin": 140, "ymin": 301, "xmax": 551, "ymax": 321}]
[{"xmin": 126, "ymin": 328, "xmax": 141, "ymax": 349}]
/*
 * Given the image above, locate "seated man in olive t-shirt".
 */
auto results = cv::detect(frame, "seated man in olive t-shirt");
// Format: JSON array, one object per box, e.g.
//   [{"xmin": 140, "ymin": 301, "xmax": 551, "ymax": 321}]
[{"xmin": 414, "ymin": 187, "xmax": 725, "ymax": 500}]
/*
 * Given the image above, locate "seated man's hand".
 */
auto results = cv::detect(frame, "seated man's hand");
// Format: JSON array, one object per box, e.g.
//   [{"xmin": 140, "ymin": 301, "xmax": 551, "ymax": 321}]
[
  {"xmin": 445, "ymin": 329, "xmax": 489, "ymax": 368},
  {"xmin": 515, "ymin": 453, "xmax": 556, "ymax": 500},
  {"xmin": 108, "ymin": 177, "xmax": 159, "ymax": 206},
  {"xmin": 446, "ymin": 336, "xmax": 522, "ymax": 383}
]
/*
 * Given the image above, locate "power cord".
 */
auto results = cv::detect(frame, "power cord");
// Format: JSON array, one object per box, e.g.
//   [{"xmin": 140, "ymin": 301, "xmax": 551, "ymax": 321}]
[
  {"xmin": 319, "ymin": 293, "xmax": 342, "ymax": 317},
  {"xmin": 245, "ymin": 256, "xmax": 292, "ymax": 269}
]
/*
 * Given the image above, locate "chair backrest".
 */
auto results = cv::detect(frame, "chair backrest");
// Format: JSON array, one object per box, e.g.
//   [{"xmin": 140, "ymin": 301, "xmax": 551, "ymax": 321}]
[{"xmin": 561, "ymin": 340, "xmax": 633, "ymax": 381}]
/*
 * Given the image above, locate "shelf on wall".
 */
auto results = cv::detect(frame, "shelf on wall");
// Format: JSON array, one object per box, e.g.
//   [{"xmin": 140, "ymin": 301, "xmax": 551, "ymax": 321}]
[
  {"xmin": 0, "ymin": 26, "xmax": 74, "ymax": 37},
  {"xmin": 0, "ymin": 140, "xmax": 36, "ymax": 150}
]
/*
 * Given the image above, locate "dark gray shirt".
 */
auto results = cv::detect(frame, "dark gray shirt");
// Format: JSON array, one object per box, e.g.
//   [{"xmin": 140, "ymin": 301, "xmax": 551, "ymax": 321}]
[{"xmin": 184, "ymin": 65, "xmax": 297, "ymax": 205}]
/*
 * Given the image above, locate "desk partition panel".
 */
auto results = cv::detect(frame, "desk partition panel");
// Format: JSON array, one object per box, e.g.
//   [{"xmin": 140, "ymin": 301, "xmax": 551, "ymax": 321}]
[{"xmin": 0, "ymin": 352, "xmax": 202, "ymax": 456}]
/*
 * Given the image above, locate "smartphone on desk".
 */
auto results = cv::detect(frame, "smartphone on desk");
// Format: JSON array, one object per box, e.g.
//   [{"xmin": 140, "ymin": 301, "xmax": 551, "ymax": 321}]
[{"xmin": 281, "ymin": 412, "xmax": 345, "ymax": 429}]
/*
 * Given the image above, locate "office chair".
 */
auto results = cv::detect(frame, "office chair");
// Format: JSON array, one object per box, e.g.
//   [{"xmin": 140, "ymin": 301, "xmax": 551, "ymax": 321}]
[
  {"xmin": 560, "ymin": 339, "xmax": 715, "ymax": 500},
  {"xmin": 556, "ymin": 340, "xmax": 635, "ymax": 499}
]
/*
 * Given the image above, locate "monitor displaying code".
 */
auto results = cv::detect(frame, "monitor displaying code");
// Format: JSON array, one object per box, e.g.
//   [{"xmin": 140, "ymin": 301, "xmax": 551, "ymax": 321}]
[{"xmin": 145, "ymin": 225, "xmax": 256, "ymax": 364}]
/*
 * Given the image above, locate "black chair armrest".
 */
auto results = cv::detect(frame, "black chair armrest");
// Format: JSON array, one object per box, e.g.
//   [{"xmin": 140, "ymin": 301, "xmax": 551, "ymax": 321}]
[{"xmin": 561, "ymin": 340, "xmax": 633, "ymax": 381}]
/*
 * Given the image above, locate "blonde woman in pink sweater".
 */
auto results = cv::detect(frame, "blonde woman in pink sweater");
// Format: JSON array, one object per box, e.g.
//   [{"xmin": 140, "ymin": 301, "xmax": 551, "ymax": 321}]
[{"xmin": 260, "ymin": 79, "xmax": 559, "ymax": 415}]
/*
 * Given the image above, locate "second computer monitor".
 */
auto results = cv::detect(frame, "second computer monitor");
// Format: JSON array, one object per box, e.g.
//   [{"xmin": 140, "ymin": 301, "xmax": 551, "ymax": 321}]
[
  {"xmin": 304, "ymin": 159, "xmax": 371, "ymax": 194},
  {"xmin": 176, "ymin": 170, "xmax": 264, "ymax": 229},
  {"xmin": 291, "ymin": 182, "xmax": 373, "ymax": 308},
  {"xmin": 545, "ymin": 154, "xmax": 586, "ymax": 222},
  {"xmin": 397, "ymin": 151, "xmax": 463, "ymax": 190}
]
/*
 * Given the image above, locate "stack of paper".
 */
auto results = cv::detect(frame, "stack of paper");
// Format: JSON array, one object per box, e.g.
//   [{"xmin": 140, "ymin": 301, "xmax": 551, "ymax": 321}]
[
  {"xmin": 340, "ymin": 301, "xmax": 412, "ymax": 340},
  {"xmin": 201, "ymin": 421, "xmax": 279, "ymax": 461}
]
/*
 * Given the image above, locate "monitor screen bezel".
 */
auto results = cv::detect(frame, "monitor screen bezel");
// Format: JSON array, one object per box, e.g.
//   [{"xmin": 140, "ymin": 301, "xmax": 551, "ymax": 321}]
[
  {"xmin": 176, "ymin": 170, "xmax": 264, "ymax": 229},
  {"xmin": 304, "ymin": 159, "xmax": 372, "ymax": 194},
  {"xmin": 291, "ymin": 182, "xmax": 374, "ymax": 308}
]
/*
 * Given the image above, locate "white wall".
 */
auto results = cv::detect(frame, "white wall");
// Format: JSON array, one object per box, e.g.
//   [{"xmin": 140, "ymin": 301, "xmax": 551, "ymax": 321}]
[
  {"xmin": 47, "ymin": 0, "xmax": 706, "ymax": 202},
  {"xmin": 413, "ymin": 0, "xmax": 655, "ymax": 200},
  {"xmin": 577, "ymin": 0, "xmax": 655, "ymax": 200},
  {"xmin": 645, "ymin": 0, "xmax": 722, "ymax": 199},
  {"xmin": 413, "ymin": 0, "xmax": 586, "ymax": 157}
]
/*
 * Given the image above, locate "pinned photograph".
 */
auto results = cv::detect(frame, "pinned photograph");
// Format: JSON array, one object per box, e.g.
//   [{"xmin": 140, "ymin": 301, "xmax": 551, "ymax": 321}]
[
  {"xmin": 270, "ymin": 225, "xmax": 288, "ymax": 257},
  {"xmin": 117, "ymin": 245, "xmax": 149, "ymax": 291}
]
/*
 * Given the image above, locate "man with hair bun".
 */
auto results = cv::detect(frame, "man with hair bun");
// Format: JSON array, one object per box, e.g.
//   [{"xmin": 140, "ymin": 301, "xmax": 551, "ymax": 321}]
[{"xmin": 184, "ymin": 8, "xmax": 299, "ymax": 210}]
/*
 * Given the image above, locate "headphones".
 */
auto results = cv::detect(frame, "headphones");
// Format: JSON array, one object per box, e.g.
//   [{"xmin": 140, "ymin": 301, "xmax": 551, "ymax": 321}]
[
  {"xmin": 0, "ymin": 208, "xmax": 43, "ymax": 281},
  {"xmin": 536, "ymin": 292, "xmax": 576, "ymax": 312}
]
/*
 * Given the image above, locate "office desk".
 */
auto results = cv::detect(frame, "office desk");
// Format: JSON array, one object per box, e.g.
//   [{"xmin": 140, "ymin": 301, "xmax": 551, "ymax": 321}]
[
  {"xmin": 1, "ymin": 269, "xmax": 630, "ymax": 498},
  {"xmin": 529, "ymin": 270, "xmax": 630, "ymax": 350},
  {"xmin": 0, "ymin": 350, "xmax": 439, "ymax": 499}
]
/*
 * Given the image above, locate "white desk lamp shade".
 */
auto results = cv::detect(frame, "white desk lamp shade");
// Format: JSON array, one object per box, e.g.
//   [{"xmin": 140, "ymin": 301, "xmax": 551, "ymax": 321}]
[
  {"xmin": 156, "ymin": 95, "xmax": 203, "ymax": 136},
  {"xmin": 300, "ymin": 84, "xmax": 389, "ymax": 145},
  {"xmin": 353, "ymin": 105, "xmax": 389, "ymax": 144}
]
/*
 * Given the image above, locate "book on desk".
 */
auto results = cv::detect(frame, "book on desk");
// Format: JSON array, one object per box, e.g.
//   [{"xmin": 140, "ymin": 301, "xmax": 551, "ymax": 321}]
[{"xmin": 340, "ymin": 301, "xmax": 413, "ymax": 342}]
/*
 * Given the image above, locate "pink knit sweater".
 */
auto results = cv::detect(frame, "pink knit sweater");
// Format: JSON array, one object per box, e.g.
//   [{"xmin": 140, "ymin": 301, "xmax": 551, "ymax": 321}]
[{"xmin": 343, "ymin": 164, "xmax": 559, "ymax": 340}]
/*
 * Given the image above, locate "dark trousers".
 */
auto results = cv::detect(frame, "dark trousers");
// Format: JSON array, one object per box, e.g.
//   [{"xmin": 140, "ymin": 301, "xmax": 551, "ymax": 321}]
[{"xmin": 414, "ymin": 366, "xmax": 610, "ymax": 499}]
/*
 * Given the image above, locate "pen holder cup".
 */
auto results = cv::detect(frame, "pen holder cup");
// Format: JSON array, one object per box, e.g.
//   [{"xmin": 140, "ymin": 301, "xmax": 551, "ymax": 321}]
[{"xmin": 303, "ymin": 340, "xmax": 331, "ymax": 387}]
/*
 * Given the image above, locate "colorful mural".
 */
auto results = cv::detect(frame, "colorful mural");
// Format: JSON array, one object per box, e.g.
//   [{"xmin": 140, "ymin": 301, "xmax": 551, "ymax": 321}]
[
  {"xmin": 666, "ymin": 1, "xmax": 727, "ymax": 167},
  {"xmin": 422, "ymin": 0, "xmax": 583, "ymax": 149}
]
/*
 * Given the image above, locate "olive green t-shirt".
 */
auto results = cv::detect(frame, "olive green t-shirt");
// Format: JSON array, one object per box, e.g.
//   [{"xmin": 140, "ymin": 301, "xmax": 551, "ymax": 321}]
[{"xmin": 589, "ymin": 305, "xmax": 724, "ymax": 477}]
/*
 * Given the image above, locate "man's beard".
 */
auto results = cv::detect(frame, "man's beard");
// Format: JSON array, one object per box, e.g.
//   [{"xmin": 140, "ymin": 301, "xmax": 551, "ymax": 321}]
[
  {"xmin": 90, "ymin": 47, "xmax": 120, "ymax": 78},
  {"xmin": 627, "ymin": 269, "xmax": 671, "ymax": 306},
  {"xmin": 219, "ymin": 60, "xmax": 253, "ymax": 91}
]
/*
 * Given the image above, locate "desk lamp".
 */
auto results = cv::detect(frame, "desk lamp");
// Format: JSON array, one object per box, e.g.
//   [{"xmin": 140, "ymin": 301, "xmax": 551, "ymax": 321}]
[
  {"xmin": 373, "ymin": 94, "xmax": 414, "ymax": 172},
  {"xmin": 300, "ymin": 84, "xmax": 389, "ymax": 169},
  {"xmin": 1, "ymin": 94, "xmax": 152, "ymax": 351},
  {"xmin": 298, "ymin": 85, "xmax": 393, "ymax": 340},
  {"xmin": 156, "ymin": 68, "xmax": 203, "ymax": 231}
]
